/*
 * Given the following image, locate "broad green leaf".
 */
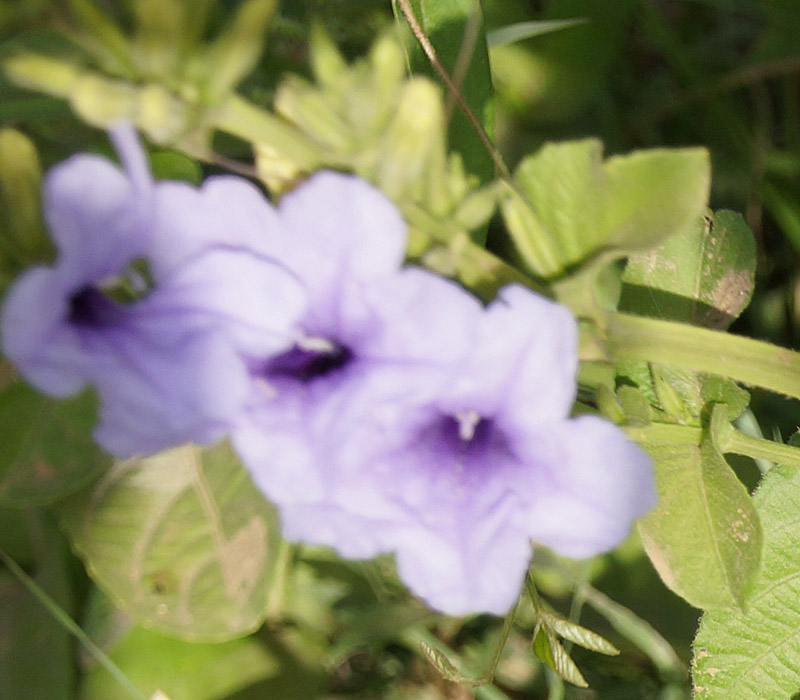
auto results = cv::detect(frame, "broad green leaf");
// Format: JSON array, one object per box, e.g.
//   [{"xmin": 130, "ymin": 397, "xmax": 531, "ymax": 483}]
[
  {"xmin": 0, "ymin": 517, "xmax": 74, "ymax": 700},
  {"xmin": 501, "ymin": 139, "xmax": 710, "ymax": 278},
  {"xmin": 401, "ymin": 0, "xmax": 495, "ymax": 183},
  {"xmin": 79, "ymin": 625, "xmax": 279, "ymax": 700},
  {"xmin": 693, "ymin": 462, "xmax": 800, "ymax": 699},
  {"xmin": 0, "ymin": 368, "xmax": 109, "ymax": 507},
  {"xmin": 61, "ymin": 442, "xmax": 281, "ymax": 641},
  {"xmin": 638, "ymin": 407, "xmax": 762, "ymax": 610},
  {"xmin": 621, "ymin": 210, "xmax": 756, "ymax": 329}
]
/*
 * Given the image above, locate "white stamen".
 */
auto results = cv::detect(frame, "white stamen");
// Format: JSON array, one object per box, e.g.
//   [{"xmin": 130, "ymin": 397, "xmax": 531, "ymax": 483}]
[
  {"xmin": 255, "ymin": 376, "xmax": 277, "ymax": 399},
  {"xmin": 456, "ymin": 410, "xmax": 481, "ymax": 441},
  {"xmin": 295, "ymin": 333, "xmax": 336, "ymax": 354}
]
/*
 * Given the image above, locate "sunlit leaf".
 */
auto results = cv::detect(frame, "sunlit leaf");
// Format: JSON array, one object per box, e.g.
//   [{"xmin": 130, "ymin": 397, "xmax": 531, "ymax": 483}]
[
  {"xmin": 638, "ymin": 406, "xmax": 762, "ymax": 610},
  {"xmin": 693, "ymin": 461, "xmax": 800, "ymax": 699},
  {"xmin": 61, "ymin": 441, "xmax": 281, "ymax": 641},
  {"xmin": 501, "ymin": 139, "xmax": 710, "ymax": 278},
  {"xmin": 621, "ymin": 210, "xmax": 756, "ymax": 329}
]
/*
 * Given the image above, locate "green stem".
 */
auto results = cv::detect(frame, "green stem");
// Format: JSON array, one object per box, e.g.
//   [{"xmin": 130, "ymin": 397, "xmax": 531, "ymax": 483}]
[
  {"xmin": 726, "ymin": 430, "xmax": 800, "ymax": 469},
  {"xmin": 214, "ymin": 95, "xmax": 323, "ymax": 170},
  {"xmin": 607, "ymin": 312, "xmax": 800, "ymax": 401},
  {"xmin": 626, "ymin": 422, "xmax": 800, "ymax": 470}
]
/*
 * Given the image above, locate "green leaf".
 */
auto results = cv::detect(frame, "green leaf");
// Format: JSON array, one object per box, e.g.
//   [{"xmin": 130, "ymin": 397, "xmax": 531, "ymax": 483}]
[
  {"xmin": 149, "ymin": 150, "xmax": 202, "ymax": 185},
  {"xmin": 0, "ymin": 369, "xmax": 110, "ymax": 507},
  {"xmin": 693, "ymin": 462, "xmax": 800, "ymax": 699},
  {"xmin": 617, "ymin": 364, "xmax": 749, "ymax": 427},
  {"xmin": 79, "ymin": 625, "xmax": 279, "ymax": 700},
  {"xmin": 621, "ymin": 210, "xmax": 756, "ymax": 329},
  {"xmin": 0, "ymin": 516, "xmax": 75, "ymax": 700},
  {"xmin": 133, "ymin": 0, "xmax": 182, "ymax": 64},
  {"xmin": 418, "ymin": 640, "xmax": 470, "ymax": 684},
  {"xmin": 69, "ymin": 0, "xmax": 135, "ymax": 77},
  {"xmin": 501, "ymin": 139, "xmax": 710, "ymax": 278},
  {"xmin": 61, "ymin": 442, "xmax": 281, "ymax": 641},
  {"xmin": 0, "ymin": 128, "xmax": 52, "ymax": 270},
  {"xmin": 543, "ymin": 612, "xmax": 619, "ymax": 656},
  {"xmin": 201, "ymin": 0, "xmax": 277, "ymax": 102},
  {"xmin": 532, "ymin": 625, "xmax": 587, "ymax": 688},
  {"xmin": 638, "ymin": 406, "xmax": 762, "ymax": 610},
  {"xmin": 400, "ymin": 0, "xmax": 495, "ymax": 182}
]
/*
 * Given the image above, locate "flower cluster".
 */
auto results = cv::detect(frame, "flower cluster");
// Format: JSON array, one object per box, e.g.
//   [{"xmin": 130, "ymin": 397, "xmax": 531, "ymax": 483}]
[{"xmin": 1, "ymin": 127, "xmax": 656, "ymax": 615}]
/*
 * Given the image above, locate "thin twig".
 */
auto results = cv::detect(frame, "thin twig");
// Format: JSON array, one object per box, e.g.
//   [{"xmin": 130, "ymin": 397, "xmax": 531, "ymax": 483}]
[{"xmin": 395, "ymin": 0, "xmax": 510, "ymax": 179}]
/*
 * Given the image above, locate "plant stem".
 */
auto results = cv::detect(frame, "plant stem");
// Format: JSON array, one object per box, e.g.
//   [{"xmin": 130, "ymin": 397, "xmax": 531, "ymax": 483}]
[
  {"xmin": 626, "ymin": 422, "xmax": 800, "ymax": 470},
  {"xmin": 726, "ymin": 430, "xmax": 800, "ymax": 469},
  {"xmin": 606, "ymin": 312, "xmax": 800, "ymax": 401}
]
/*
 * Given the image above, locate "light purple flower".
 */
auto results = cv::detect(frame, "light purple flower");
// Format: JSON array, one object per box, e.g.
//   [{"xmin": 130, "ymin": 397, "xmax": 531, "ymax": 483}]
[
  {"xmin": 1, "ymin": 125, "xmax": 305, "ymax": 456},
  {"xmin": 232, "ymin": 172, "xmax": 656, "ymax": 616}
]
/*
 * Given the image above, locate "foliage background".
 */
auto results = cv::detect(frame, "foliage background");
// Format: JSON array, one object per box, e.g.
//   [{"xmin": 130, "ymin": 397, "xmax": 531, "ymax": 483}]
[{"xmin": 3, "ymin": 1, "xmax": 800, "ymax": 698}]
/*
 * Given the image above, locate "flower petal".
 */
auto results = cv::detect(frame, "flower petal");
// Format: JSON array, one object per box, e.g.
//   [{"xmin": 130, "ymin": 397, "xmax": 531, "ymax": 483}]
[
  {"xmin": 393, "ymin": 519, "xmax": 533, "ymax": 616},
  {"xmin": 150, "ymin": 176, "xmax": 281, "ymax": 278},
  {"xmin": 0, "ymin": 267, "xmax": 86, "ymax": 395},
  {"xmin": 43, "ymin": 135, "xmax": 151, "ymax": 286},
  {"xmin": 442, "ymin": 284, "xmax": 578, "ymax": 423},
  {"xmin": 88, "ymin": 297, "xmax": 251, "ymax": 457},
  {"xmin": 521, "ymin": 415, "xmax": 656, "ymax": 558},
  {"xmin": 159, "ymin": 246, "xmax": 306, "ymax": 358},
  {"xmin": 275, "ymin": 171, "xmax": 406, "ymax": 328}
]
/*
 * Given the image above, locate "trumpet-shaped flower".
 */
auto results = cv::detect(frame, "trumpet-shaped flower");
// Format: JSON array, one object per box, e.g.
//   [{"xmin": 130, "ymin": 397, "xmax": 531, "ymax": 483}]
[
  {"xmin": 1, "ymin": 125, "xmax": 305, "ymax": 456},
  {"xmin": 232, "ymin": 173, "xmax": 656, "ymax": 616}
]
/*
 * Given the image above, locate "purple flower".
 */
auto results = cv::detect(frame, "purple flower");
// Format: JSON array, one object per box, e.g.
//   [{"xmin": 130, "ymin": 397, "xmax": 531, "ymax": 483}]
[
  {"xmin": 1, "ymin": 125, "xmax": 305, "ymax": 456},
  {"xmin": 232, "ymin": 173, "xmax": 656, "ymax": 616}
]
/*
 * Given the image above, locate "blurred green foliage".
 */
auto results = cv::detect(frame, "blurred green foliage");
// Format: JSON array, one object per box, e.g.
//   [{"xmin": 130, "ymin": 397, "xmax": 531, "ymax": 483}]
[{"xmin": 5, "ymin": 1, "xmax": 800, "ymax": 699}]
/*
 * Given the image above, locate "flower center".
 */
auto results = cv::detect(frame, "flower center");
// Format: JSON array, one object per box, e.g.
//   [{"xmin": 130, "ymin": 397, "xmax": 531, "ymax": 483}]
[
  {"xmin": 68, "ymin": 259, "xmax": 154, "ymax": 328},
  {"xmin": 439, "ymin": 411, "xmax": 494, "ymax": 454},
  {"xmin": 264, "ymin": 335, "xmax": 353, "ymax": 383},
  {"xmin": 68, "ymin": 286, "xmax": 126, "ymax": 328}
]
